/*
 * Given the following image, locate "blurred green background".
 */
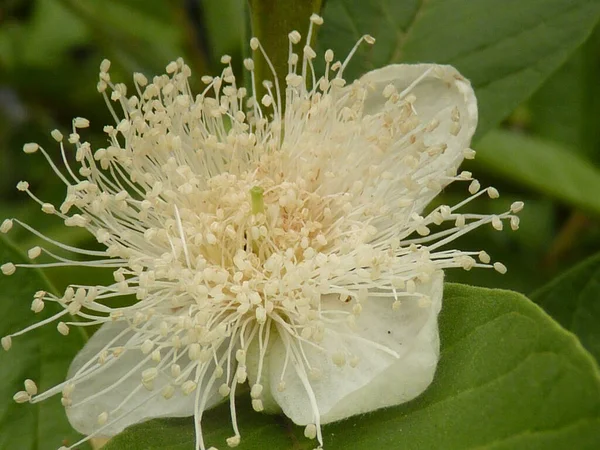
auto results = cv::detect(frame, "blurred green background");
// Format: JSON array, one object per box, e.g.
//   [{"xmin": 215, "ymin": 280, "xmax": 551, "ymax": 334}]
[{"xmin": 1, "ymin": 0, "xmax": 600, "ymax": 298}]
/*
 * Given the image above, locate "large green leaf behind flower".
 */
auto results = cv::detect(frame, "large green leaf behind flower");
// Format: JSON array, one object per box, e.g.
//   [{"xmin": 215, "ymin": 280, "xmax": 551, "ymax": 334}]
[
  {"xmin": 0, "ymin": 238, "xmax": 89, "ymax": 450},
  {"xmin": 473, "ymin": 129, "xmax": 600, "ymax": 216},
  {"xmin": 319, "ymin": 0, "xmax": 600, "ymax": 138},
  {"xmin": 532, "ymin": 252, "xmax": 600, "ymax": 365},
  {"xmin": 104, "ymin": 284, "xmax": 600, "ymax": 450}
]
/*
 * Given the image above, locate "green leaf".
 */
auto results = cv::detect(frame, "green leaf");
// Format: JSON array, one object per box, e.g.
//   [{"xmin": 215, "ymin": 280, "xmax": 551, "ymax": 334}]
[
  {"xmin": 472, "ymin": 129, "xmax": 600, "ymax": 216},
  {"xmin": 531, "ymin": 253, "xmax": 600, "ymax": 364},
  {"xmin": 20, "ymin": 0, "xmax": 89, "ymax": 68},
  {"xmin": 103, "ymin": 406, "xmax": 293, "ymax": 450},
  {"xmin": 0, "ymin": 0, "xmax": 88, "ymax": 69},
  {"xmin": 444, "ymin": 196, "xmax": 557, "ymax": 294},
  {"xmin": 55, "ymin": 0, "xmax": 190, "ymax": 74},
  {"xmin": 319, "ymin": 0, "xmax": 600, "ymax": 138},
  {"xmin": 0, "ymin": 238, "xmax": 88, "ymax": 450},
  {"xmin": 105, "ymin": 284, "xmax": 600, "ymax": 450},
  {"xmin": 528, "ymin": 23, "xmax": 600, "ymax": 163},
  {"xmin": 202, "ymin": 0, "xmax": 246, "ymax": 66}
]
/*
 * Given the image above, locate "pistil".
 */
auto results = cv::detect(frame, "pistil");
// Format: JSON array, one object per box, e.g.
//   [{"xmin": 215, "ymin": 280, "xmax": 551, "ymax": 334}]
[{"xmin": 250, "ymin": 186, "xmax": 265, "ymax": 215}]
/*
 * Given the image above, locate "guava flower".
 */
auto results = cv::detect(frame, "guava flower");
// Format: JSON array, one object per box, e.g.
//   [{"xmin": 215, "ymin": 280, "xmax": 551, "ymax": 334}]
[{"xmin": 1, "ymin": 14, "xmax": 521, "ymax": 450}]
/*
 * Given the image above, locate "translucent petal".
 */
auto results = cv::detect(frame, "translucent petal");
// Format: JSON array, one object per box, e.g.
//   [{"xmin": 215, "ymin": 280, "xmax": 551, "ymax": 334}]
[
  {"xmin": 267, "ymin": 271, "xmax": 443, "ymax": 425},
  {"xmin": 359, "ymin": 64, "xmax": 478, "ymax": 212},
  {"xmin": 65, "ymin": 321, "xmax": 221, "ymax": 436}
]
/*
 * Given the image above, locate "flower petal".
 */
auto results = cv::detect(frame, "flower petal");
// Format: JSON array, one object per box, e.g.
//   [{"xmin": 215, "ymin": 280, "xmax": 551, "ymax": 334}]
[
  {"xmin": 267, "ymin": 271, "xmax": 443, "ymax": 425},
  {"xmin": 359, "ymin": 64, "xmax": 478, "ymax": 212},
  {"xmin": 65, "ymin": 321, "xmax": 221, "ymax": 436}
]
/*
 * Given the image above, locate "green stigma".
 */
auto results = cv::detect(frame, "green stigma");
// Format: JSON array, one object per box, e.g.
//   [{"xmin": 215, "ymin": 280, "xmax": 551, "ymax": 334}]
[{"xmin": 250, "ymin": 186, "xmax": 265, "ymax": 215}]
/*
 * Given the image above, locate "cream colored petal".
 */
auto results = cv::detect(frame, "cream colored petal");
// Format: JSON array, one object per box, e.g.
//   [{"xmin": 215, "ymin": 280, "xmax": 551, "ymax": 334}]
[
  {"xmin": 267, "ymin": 271, "xmax": 443, "ymax": 425},
  {"xmin": 359, "ymin": 64, "xmax": 478, "ymax": 213},
  {"xmin": 65, "ymin": 321, "xmax": 222, "ymax": 436}
]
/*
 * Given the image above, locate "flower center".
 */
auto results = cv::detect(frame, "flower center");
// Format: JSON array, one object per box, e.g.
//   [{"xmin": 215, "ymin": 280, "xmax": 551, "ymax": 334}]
[{"xmin": 158, "ymin": 171, "xmax": 339, "ymax": 272}]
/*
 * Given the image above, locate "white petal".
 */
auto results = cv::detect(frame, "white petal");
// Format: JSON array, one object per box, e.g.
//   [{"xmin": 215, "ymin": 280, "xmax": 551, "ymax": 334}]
[
  {"xmin": 267, "ymin": 271, "xmax": 443, "ymax": 425},
  {"xmin": 65, "ymin": 321, "xmax": 222, "ymax": 436},
  {"xmin": 245, "ymin": 339, "xmax": 280, "ymax": 413},
  {"xmin": 359, "ymin": 64, "xmax": 478, "ymax": 212}
]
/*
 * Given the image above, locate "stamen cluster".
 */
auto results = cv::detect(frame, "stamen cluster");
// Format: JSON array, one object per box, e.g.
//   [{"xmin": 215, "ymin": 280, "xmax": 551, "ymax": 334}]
[{"xmin": 1, "ymin": 14, "xmax": 521, "ymax": 450}]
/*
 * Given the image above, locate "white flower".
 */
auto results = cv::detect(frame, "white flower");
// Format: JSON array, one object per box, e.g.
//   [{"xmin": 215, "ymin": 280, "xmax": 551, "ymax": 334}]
[{"xmin": 1, "ymin": 15, "xmax": 521, "ymax": 450}]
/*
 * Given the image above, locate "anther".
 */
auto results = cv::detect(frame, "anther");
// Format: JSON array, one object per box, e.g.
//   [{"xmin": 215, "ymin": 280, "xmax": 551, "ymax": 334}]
[
  {"xmin": 226, "ymin": 435, "xmax": 241, "ymax": 448},
  {"xmin": 310, "ymin": 14, "xmax": 324, "ymax": 25},
  {"xmin": 99, "ymin": 59, "xmax": 111, "ymax": 73},
  {"xmin": 62, "ymin": 383, "xmax": 75, "ymax": 398},
  {"xmin": 491, "ymin": 216, "xmax": 503, "ymax": 231},
  {"xmin": 189, "ymin": 343, "xmax": 201, "ymax": 360},
  {"xmin": 288, "ymin": 31, "xmax": 301, "ymax": 44},
  {"xmin": 1, "ymin": 263, "xmax": 16, "ymax": 276},
  {"xmin": 142, "ymin": 368, "xmax": 158, "ymax": 384},
  {"xmin": 97, "ymin": 411, "xmax": 109, "ymax": 425},
  {"xmin": 236, "ymin": 366, "xmax": 247, "ymax": 383},
  {"xmin": 0, "ymin": 219, "xmax": 13, "ymax": 233},
  {"xmin": 304, "ymin": 424, "xmax": 317, "ymax": 439},
  {"xmin": 57, "ymin": 322, "xmax": 70, "ymax": 336},
  {"xmin": 166, "ymin": 61, "xmax": 178, "ymax": 74},
  {"xmin": 17, "ymin": 181, "xmax": 29, "ymax": 191},
  {"xmin": 73, "ymin": 117, "xmax": 90, "ymax": 128},
  {"xmin": 31, "ymin": 298, "xmax": 44, "ymax": 313},
  {"xmin": 24, "ymin": 379, "xmax": 38, "ymax": 396},
  {"xmin": 250, "ymin": 384, "xmax": 263, "ymax": 398},
  {"xmin": 13, "ymin": 391, "xmax": 30, "ymax": 404},
  {"xmin": 468, "ymin": 180, "xmax": 481, "ymax": 194},
  {"xmin": 364, "ymin": 34, "xmax": 376, "ymax": 44},
  {"xmin": 332, "ymin": 352, "xmax": 346, "ymax": 367},
  {"xmin": 181, "ymin": 380, "xmax": 197, "ymax": 395},
  {"xmin": 162, "ymin": 385, "xmax": 175, "ymax": 399},
  {"xmin": 235, "ymin": 349, "xmax": 246, "ymax": 364},
  {"xmin": 261, "ymin": 94, "xmax": 273, "ymax": 107},
  {"xmin": 478, "ymin": 251, "xmax": 491, "ymax": 264},
  {"xmin": 511, "ymin": 201, "xmax": 524, "ymax": 213},
  {"xmin": 218, "ymin": 383, "xmax": 231, "ymax": 397},
  {"xmin": 510, "ymin": 216, "xmax": 520, "ymax": 230},
  {"xmin": 130, "ymin": 75, "xmax": 148, "ymax": 91},
  {"xmin": 252, "ymin": 399, "xmax": 264, "ymax": 411},
  {"xmin": 50, "ymin": 129, "xmax": 63, "ymax": 142},
  {"xmin": 487, "ymin": 187, "xmax": 500, "ymax": 199},
  {"xmin": 23, "ymin": 143, "xmax": 39, "ymax": 154},
  {"xmin": 463, "ymin": 148, "xmax": 476, "ymax": 159},
  {"xmin": 304, "ymin": 46, "xmax": 317, "ymax": 59},
  {"xmin": 493, "ymin": 262, "xmax": 508, "ymax": 274},
  {"xmin": 28, "ymin": 246, "xmax": 42, "ymax": 259},
  {"xmin": 1, "ymin": 336, "xmax": 12, "ymax": 351}
]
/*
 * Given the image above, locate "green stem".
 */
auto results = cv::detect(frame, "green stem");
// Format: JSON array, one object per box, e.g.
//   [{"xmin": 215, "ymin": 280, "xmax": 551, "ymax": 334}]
[{"xmin": 247, "ymin": 0, "xmax": 323, "ymax": 99}]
